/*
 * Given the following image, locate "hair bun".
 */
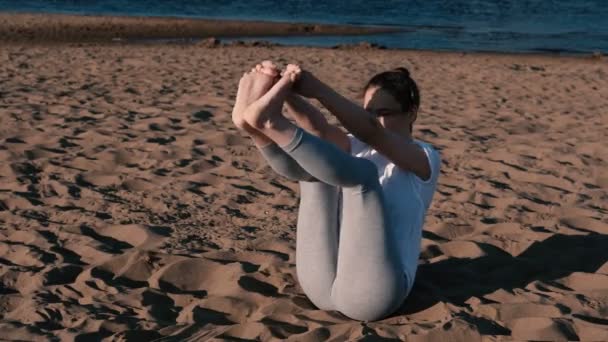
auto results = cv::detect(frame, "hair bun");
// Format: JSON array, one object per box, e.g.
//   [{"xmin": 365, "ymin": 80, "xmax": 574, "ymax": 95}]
[{"xmin": 393, "ymin": 67, "xmax": 410, "ymax": 77}]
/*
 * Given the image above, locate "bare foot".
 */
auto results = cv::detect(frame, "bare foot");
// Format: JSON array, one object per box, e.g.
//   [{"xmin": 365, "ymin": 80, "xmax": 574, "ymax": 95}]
[
  {"xmin": 243, "ymin": 64, "xmax": 301, "ymax": 130},
  {"xmin": 231, "ymin": 63, "xmax": 279, "ymax": 131},
  {"xmin": 257, "ymin": 60, "xmax": 280, "ymax": 77}
]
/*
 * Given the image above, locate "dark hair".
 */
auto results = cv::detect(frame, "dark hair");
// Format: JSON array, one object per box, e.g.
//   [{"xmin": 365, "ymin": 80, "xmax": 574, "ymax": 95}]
[{"xmin": 364, "ymin": 67, "xmax": 420, "ymax": 116}]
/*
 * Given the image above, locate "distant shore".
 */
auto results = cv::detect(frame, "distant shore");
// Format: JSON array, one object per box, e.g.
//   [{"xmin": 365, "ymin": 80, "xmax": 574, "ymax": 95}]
[{"xmin": 0, "ymin": 12, "xmax": 402, "ymax": 44}]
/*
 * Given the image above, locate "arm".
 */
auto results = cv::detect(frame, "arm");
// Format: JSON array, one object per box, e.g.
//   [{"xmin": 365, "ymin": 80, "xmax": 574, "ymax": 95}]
[
  {"xmin": 285, "ymin": 93, "xmax": 351, "ymax": 153},
  {"xmin": 301, "ymin": 72, "xmax": 431, "ymax": 180}
]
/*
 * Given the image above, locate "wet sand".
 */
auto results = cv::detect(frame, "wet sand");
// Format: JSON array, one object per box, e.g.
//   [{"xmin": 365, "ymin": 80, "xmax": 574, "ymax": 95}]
[
  {"xmin": 0, "ymin": 17, "xmax": 607, "ymax": 341},
  {"xmin": 0, "ymin": 13, "xmax": 400, "ymax": 43}
]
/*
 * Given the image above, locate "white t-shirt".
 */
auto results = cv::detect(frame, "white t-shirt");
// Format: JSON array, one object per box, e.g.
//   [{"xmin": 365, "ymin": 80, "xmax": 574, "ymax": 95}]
[{"xmin": 346, "ymin": 134, "xmax": 441, "ymax": 292}]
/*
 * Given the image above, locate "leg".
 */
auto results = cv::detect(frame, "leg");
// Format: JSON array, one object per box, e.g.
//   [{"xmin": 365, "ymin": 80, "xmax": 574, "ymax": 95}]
[
  {"xmin": 243, "ymin": 66, "xmax": 372, "ymax": 188},
  {"xmin": 331, "ymin": 180, "xmax": 408, "ymax": 321},
  {"xmin": 243, "ymin": 64, "xmax": 342, "ymax": 306},
  {"xmin": 231, "ymin": 66, "xmax": 274, "ymax": 148},
  {"xmin": 242, "ymin": 65, "xmax": 301, "ymax": 148},
  {"xmin": 258, "ymin": 62, "xmax": 349, "ymax": 153},
  {"xmin": 242, "ymin": 70, "xmax": 407, "ymax": 320},
  {"xmin": 285, "ymin": 94, "xmax": 350, "ymax": 153},
  {"xmin": 276, "ymin": 118, "xmax": 407, "ymax": 320},
  {"xmin": 282, "ymin": 127, "xmax": 378, "ymax": 188},
  {"xmin": 289, "ymin": 134, "xmax": 406, "ymax": 320},
  {"xmin": 295, "ymin": 181, "xmax": 340, "ymax": 310},
  {"xmin": 258, "ymin": 143, "xmax": 315, "ymax": 181},
  {"xmin": 232, "ymin": 64, "xmax": 313, "ymax": 181}
]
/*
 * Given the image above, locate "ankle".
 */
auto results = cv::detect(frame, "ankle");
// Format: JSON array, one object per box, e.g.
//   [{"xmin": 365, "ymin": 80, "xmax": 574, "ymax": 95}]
[
  {"xmin": 262, "ymin": 115, "xmax": 293, "ymax": 133},
  {"xmin": 245, "ymin": 104, "xmax": 271, "ymax": 130},
  {"xmin": 232, "ymin": 115, "xmax": 249, "ymax": 131},
  {"xmin": 249, "ymin": 112, "xmax": 283, "ymax": 132}
]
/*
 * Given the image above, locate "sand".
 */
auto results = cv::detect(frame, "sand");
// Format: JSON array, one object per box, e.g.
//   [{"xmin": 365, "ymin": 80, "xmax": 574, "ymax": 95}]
[{"xmin": 0, "ymin": 31, "xmax": 607, "ymax": 341}]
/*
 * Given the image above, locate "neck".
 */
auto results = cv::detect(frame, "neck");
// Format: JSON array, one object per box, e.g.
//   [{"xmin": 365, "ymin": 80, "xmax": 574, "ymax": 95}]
[{"xmin": 388, "ymin": 126, "xmax": 413, "ymax": 142}]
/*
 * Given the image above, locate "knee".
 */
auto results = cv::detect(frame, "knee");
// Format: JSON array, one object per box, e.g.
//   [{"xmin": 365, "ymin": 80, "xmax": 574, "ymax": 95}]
[
  {"xmin": 334, "ymin": 291, "xmax": 407, "ymax": 322},
  {"xmin": 266, "ymin": 160, "xmax": 308, "ymax": 182},
  {"xmin": 332, "ymin": 275, "xmax": 408, "ymax": 321},
  {"xmin": 296, "ymin": 264, "xmax": 336, "ymax": 311}
]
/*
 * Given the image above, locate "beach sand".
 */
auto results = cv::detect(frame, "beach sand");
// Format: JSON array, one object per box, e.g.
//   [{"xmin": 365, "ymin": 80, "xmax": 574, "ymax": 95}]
[{"xmin": 1, "ymin": 16, "xmax": 607, "ymax": 341}]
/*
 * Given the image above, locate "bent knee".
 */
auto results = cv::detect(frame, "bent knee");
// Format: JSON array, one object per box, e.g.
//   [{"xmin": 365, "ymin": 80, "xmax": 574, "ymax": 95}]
[
  {"xmin": 334, "ymin": 291, "xmax": 407, "ymax": 321},
  {"xmin": 332, "ymin": 277, "xmax": 408, "ymax": 321}
]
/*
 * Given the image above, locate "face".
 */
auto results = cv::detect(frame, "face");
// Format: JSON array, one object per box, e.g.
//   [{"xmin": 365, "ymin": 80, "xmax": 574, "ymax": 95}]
[{"xmin": 363, "ymin": 86, "xmax": 415, "ymax": 132}]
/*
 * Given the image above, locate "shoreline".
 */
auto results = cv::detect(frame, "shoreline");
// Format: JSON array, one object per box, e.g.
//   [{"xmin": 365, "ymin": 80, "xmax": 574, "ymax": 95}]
[
  {"xmin": 0, "ymin": 12, "xmax": 604, "ymax": 59},
  {"xmin": 2, "ymin": 38, "xmax": 603, "ymax": 63},
  {"xmin": 0, "ymin": 12, "xmax": 401, "ymax": 43}
]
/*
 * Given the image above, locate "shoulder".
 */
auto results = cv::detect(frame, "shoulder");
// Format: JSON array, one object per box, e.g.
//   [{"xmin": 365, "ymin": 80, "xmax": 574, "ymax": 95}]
[{"xmin": 412, "ymin": 140, "xmax": 441, "ymax": 184}]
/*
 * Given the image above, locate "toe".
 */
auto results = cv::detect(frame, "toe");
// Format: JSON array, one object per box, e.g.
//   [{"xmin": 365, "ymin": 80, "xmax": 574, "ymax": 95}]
[
  {"xmin": 259, "ymin": 68, "xmax": 275, "ymax": 77},
  {"xmin": 261, "ymin": 60, "xmax": 277, "ymax": 70},
  {"xmin": 262, "ymin": 67, "xmax": 278, "ymax": 78}
]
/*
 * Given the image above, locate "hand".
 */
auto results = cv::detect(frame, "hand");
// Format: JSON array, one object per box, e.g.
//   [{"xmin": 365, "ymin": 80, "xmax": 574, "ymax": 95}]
[{"xmin": 286, "ymin": 66, "xmax": 320, "ymax": 99}]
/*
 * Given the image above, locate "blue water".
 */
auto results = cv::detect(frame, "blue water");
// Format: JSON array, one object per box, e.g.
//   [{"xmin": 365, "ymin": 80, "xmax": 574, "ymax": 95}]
[{"xmin": 1, "ymin": 0, "xmax": 607, "ymax": 54}]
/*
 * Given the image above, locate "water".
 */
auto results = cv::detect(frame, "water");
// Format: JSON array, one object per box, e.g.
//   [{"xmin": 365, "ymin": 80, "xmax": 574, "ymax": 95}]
[{"xmin": 1, "ymin": 0, "xmax": 606, "ymax": 54}]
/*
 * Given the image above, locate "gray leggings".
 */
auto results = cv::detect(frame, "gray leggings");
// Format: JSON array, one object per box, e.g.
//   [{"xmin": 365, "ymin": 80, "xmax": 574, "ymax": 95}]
[{"xmin": 259, "ymin": 127, "xmax": 408, "ymax": 321}]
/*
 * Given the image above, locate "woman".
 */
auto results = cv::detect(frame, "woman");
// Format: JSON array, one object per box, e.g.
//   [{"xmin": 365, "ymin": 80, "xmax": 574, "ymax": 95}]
[{"xmin": 231, "ymin": 61, "xmax": 440, "ymax": 321}]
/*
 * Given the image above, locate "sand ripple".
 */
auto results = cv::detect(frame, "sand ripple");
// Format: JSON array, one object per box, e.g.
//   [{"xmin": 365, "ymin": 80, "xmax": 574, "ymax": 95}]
[{"xmin": 0, "ymin": 43, "xmax": 606, "ymax": 340}]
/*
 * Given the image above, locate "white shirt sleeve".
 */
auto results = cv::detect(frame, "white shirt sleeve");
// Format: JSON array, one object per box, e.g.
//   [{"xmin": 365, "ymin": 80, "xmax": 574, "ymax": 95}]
[
  {"xmin": 347, "ymin": 134, "xmax": 366, "ymax": 156},
  {"xmin": 414, "ymin": 141, "xmax": 441, "ymax": 185}
]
